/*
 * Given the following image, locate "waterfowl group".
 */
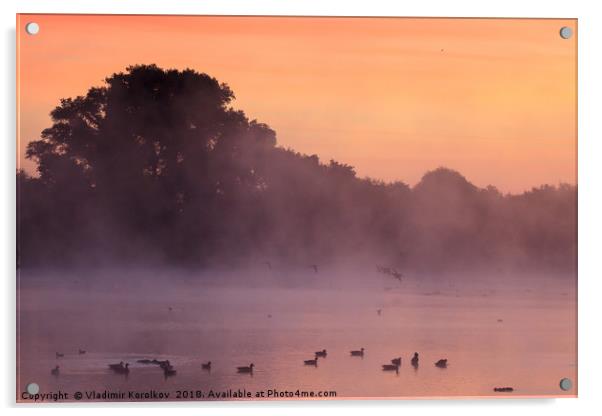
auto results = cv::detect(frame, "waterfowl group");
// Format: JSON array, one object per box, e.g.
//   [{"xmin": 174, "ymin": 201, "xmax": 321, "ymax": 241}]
[
  {"xmin": 298, "ymin": 348, "xmax": 442, "ymax": 377},
  {"xmin": 128, "ymin": 358, "xmax": 181, "ymax": 377},
  {"xmin": 381, "ymin": 356, "xmax": 402, "ymax": 373},
  {"xmin": 48, "ymin": 346, "xmax": 447, "ymax": 381},
  {"xmin": 55, "ymin": 348, "xmax": 88, "ymax": 358}
]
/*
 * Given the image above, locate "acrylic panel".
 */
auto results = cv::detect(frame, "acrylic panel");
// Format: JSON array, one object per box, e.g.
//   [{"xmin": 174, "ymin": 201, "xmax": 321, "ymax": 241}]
[{"xmin": 16, "ymin": 15, "xmax": 577, "ymax": 402}]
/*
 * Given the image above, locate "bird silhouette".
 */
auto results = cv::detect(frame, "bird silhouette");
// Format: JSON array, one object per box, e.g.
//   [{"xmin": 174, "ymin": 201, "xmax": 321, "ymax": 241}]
[
  {"xmin": 237, "ymin": 363, "xmax": 254, "ymax": 374},
  {"xmin": 411, "ymin": 352, "xmax": 419, "ymax": 368},
  {"xmin": 304, "ymin": 356, "xmax": 319, "ymax": 366},
  {"xmin": 350, "ymin": 348, "xmax": 365, "ymax": 357},
  {"xmin": 435, "ymin": 359, "xmax": 448, "ymax": 368}
]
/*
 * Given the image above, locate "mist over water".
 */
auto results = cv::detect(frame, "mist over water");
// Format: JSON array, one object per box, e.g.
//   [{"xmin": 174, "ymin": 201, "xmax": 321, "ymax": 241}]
[
  {"xmin": 16, "ymin": 65, "xmax": 577, "ymax": 401},
  {"xmin": 17, "ymin": 267, "xmax": 576, "ymax": 400}
]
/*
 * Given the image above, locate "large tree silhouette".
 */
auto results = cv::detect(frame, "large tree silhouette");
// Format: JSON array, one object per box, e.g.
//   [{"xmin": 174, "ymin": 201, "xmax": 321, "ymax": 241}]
[{"xmin": 18, "ymin": 65, "xmax": 577, "ymax": 273}]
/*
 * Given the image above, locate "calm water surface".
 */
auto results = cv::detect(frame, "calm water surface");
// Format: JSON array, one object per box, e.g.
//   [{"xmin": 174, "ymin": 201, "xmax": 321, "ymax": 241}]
[{"xmin": 17, "ymin": 271, "xmax": 577, "ymax": 401}]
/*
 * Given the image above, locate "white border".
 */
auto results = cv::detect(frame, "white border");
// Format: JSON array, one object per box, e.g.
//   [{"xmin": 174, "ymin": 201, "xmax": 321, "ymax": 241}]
[{"xmin": 2, "ymin": 1, "xmax": 601, "ymax": 415}]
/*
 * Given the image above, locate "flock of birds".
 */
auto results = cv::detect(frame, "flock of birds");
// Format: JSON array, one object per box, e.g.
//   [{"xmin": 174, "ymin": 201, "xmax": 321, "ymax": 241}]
[
  {"xmin": 44, "ymin": 262, "xmax": 523, "ymax": 394},
  {"xmin": 48, "ymin": 262, "xmax": 432, "ymax": 380},
  {"xmin": 50, "ymin": 348, "xmax": 448, "ymax": 378},
  {"xmin": 302, "ymin": 349, "xmax": 448, "ymax": 375}
]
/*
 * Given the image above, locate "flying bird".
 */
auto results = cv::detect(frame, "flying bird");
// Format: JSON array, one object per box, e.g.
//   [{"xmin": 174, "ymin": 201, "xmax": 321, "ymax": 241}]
[{"xmin": 391, "ymin": 269, "xmax": 403, "ymax": 282}]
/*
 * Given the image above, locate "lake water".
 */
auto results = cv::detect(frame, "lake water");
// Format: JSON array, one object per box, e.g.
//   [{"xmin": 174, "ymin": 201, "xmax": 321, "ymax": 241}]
[{"xmin": 17, "ymin": 269, "xmax": 577, "ymax": 402}]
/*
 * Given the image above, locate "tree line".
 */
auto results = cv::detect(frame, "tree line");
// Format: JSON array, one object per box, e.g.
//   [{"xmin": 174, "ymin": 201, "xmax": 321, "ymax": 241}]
[{"xmin": 17, "ymin": 65, "xmax": 577, "ymax": 273}]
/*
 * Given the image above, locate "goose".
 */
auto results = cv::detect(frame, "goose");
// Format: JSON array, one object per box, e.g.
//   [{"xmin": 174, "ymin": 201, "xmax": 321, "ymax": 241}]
[
  {"xmin": 108, "ymin": 361, "xmax": 125, "ymax": 371},
  {"xmin": 163, "ymin": 366, "xmax": 177, "ymax": 377},
  {"xmin": 202, "ymin": 361, "xmax": 211, "ymax": 370},
  {"xmin": 382, "ymin": 364, "xmax": 399, "ymax": 373},
  {"xmin": 304, "ymin": 356, "xmax": 319, "ymax": 366},
  {"xmin": 237, "ymin": 363, "xmax": 254, "ymax": 373},
  {"xmin": 435, "ymin": 359, "xmax": 448, "ymax": 368},
  {"xmin": 310, "ymin": 264, "xmax": 318, "ymax": 273},
  {"xmin": 114, "ymin": 363, "xmax": 130, "ymax": 374},
  {"xmin": 411, "ymin": 352, "xmax": 419, "ymax": 368},
  {"xmin": 391, "ymin": 357, "xmax": 401, "ymax": 366},
  {"xmin": 315, "ymin": 349, "xmax": 327, "ymax": 358},
  {"xmin": 55, "ymin": 352, "xmax": 64, "ymax": 359},
  {"xmin": 51, "ymin": 365, "xmax": 60, "ymax": 376},
  {"xmin": 350, "ymin": 348, "xmax": 364, "ymax": 357},
  {"xmin": 78, "ymin": 349, "xmax": 86, "ymax": 355}
]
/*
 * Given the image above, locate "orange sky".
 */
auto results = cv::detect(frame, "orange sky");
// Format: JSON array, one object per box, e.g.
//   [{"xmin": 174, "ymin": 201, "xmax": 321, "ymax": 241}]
[{"xmin": 16, "ymin": 15, "xmax": 577, "ymax": 193}]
